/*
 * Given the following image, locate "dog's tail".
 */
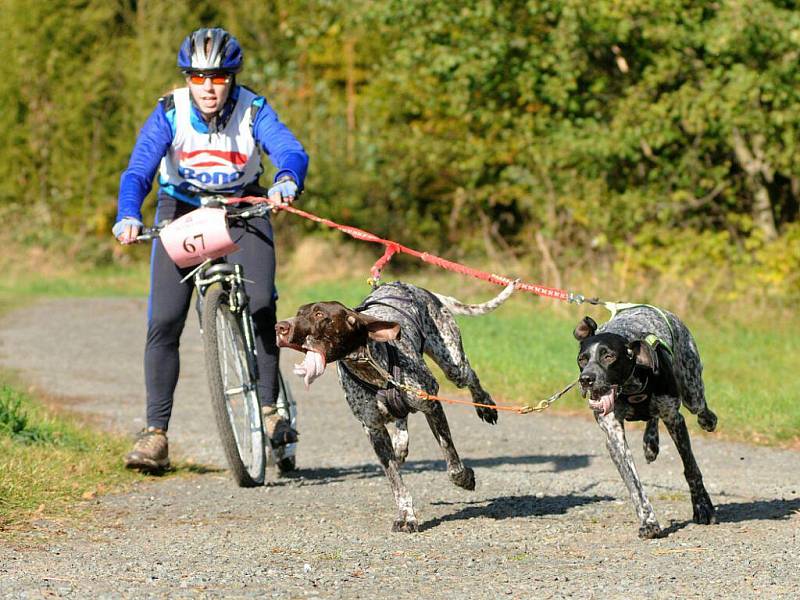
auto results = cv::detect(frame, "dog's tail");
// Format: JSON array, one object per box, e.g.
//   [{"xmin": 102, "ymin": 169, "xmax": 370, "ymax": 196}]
[{"xmin": 433, "ymin": 280, "xmax": 517, "ymax": 316}]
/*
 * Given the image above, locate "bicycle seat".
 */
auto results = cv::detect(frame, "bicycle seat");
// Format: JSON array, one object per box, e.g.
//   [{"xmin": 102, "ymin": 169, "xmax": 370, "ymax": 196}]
[{"xmin": 204, "ymin": 263, "xmax": 237, "ymax": 278}]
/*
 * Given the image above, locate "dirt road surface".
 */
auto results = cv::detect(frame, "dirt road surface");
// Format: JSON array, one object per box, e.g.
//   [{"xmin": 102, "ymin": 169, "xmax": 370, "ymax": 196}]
[{"xmin": 0, "ymin": 298, "xmax": 798, "ymax": 598}]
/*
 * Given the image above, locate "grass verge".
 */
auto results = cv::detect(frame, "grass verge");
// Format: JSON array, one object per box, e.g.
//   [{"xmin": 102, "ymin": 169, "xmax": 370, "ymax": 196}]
[
  {"xmin": 0, "ymin": 376, "xmax": 215, "ymax": 530},
  {"xmin": 0, "ymin": 261, "xmax": 224, "ymax": 530},
  {"xmin": 0, "ymin": 263, "xmax": 150, "ymax": 310},
  {"xmin": 0, "ymin": 379, "xmax": 139, "ymax": 529},
  {"xmin": 0, "ymin": 257, "xmax": 153, "ymax": 528}
]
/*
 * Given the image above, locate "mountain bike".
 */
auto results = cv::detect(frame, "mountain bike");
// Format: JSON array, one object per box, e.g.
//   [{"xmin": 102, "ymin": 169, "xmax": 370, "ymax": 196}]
[{"xmin": 137, "ymin": 196, "xmax": 297, "ymax": 487}]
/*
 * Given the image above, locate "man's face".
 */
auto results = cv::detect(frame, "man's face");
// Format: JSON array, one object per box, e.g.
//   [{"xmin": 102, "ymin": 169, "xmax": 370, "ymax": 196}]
[{"xmin": 186, "ymin": 72, "xmax": 232, "ymax": 117}]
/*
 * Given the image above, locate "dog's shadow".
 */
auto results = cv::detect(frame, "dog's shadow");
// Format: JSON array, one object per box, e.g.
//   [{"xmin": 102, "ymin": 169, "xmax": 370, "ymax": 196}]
[
  {"xmin": 419, "ymin": 492, "xmax": 615, "ymax": 531},
  {"xmin": 276, "ymin": 453, "xmax": 592, "ymax": 487},
  {"xmin": 662, "ymin": 497, "xmax": 800, "ymax": 536}
]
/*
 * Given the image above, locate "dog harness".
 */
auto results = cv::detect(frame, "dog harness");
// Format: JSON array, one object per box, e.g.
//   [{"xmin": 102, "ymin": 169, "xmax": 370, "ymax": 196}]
[
  {"xmin": 612, "ymin": 305, "xmax": 676, "ymax": 404},
  {"xmin": 607, "ymin": 303, "xmax": 675, "ymax": 357},
  {"xmin": 340, "ymin": 343, "xmax": 412, "ymax": 419},
  {"xmin": 338, "ymin": 285, "xmax": 428, "ymax": 419}
]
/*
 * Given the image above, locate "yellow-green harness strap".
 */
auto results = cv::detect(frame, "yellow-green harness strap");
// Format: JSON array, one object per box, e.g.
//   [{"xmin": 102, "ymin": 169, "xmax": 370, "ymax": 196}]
[{"xmin": 603, "ymin": 302, "xmax": 675, "ymax": 357}]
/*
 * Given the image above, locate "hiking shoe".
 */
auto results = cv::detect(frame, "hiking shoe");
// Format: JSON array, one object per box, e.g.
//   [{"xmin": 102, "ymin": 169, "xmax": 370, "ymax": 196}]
[
  {"xmin": 124, "ymin": 426, "xmax": 170, "ymax": 472},
  {"xmin": 262, "ymin": 405, "xmax": 298, "ymax": 447}
]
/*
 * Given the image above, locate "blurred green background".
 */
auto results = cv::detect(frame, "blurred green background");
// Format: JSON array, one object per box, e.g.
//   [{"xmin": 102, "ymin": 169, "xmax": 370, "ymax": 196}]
[{"xmin": 1, "ymin": 0, "xmax": 799, "ymax": 313}]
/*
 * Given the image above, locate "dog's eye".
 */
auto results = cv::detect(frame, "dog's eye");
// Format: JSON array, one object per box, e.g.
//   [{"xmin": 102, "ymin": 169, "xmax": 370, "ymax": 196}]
[
  {"xmin": 314, "ymin": 311, "xmax": 325, "ymax": 320},
  {"xmin": 578, "ymin": 356, "xmax": 589, "ymax": 368},
  {"xmin": 602, "ymin": 352, "xmax": 616, "ymax": 365}
]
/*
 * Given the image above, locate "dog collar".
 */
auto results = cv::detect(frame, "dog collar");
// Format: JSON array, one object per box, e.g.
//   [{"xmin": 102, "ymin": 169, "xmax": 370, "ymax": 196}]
[{"xmin": 620, "ymin": 370, "xmax": 649, "ymax": 398}]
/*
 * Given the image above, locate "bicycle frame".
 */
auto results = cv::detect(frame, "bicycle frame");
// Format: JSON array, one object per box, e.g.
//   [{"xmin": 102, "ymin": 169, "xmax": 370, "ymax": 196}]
[{"xmin": 190, "ymin": 261, "xmax": 260, "ymax": 382}]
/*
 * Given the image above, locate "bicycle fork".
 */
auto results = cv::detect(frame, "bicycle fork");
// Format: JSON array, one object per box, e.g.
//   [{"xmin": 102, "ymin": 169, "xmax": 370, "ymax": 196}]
[{"xmin": 195, "ymin": 264, "xmax": 261, "ymax": 392}]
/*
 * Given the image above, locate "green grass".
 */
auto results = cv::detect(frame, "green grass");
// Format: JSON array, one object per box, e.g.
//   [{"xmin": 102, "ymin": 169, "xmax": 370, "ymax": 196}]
[
  {"xmin": 0, "ymin": 376, "xmax": 215, "ymax": 529},
  {"xmin": 0, "ymin": 263, "xmax": 150, "ymax": 305},
  {"xmin": 698, "ymin": 322, "xmax": 797, "ymax": 444},
  {"xmin": 0, "ymin": 384, "xmax": 66, "ymax": 444},
  {"xmin": 276, "ymin": 276, "xmax": 373, "ymax": 315},
  {"xmin": 0, "ymin": 380, "xmax": 141, "ymax": 528},
  {"xmin": 0, "ymin": 266, "xmax": 149, "ymax": 528},
  {"xmin": 0, "ymin": 263, "xmax": 203, "ymax": 529}
]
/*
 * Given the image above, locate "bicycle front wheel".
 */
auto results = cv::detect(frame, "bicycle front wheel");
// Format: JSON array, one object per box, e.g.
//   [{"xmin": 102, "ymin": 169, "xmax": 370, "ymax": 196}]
[{"xmin": 202, "ymin": 285, "xmax": 265, "ymax": 487}]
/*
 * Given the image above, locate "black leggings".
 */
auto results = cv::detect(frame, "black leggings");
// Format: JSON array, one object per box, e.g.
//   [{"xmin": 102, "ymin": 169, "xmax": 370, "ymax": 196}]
[{"xmin": 145, "ymin": 194, "xmax": 279, "ymax": 430}]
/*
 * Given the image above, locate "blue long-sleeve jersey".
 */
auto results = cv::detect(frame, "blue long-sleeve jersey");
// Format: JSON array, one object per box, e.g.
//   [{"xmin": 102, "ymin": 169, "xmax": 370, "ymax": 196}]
[{"xmin": 116, "ymin": 85, "xmax": 309, "ymax": 223}]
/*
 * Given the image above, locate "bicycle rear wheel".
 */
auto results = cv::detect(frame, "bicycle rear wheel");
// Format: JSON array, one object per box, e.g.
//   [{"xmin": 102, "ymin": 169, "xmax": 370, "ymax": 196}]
[{"xmin": 203, "ymin": 285, "xmax": 265, "ymax": 487}]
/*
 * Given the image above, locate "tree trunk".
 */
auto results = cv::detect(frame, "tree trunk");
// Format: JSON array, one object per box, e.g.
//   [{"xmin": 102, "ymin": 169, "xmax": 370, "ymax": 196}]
[
  {"xmin": 731, "ymin": 128, "xmax": 778, "ymax": 241},
  {"xmin": 344, "ymin": 38, "xmax": 357, "ymax": 164}
]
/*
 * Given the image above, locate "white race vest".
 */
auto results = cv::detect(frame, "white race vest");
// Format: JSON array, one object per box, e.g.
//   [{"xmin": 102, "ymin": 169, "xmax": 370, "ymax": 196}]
[{"xmin": 158, "ymin": 87, "xmax": 262, "ymax": 195}]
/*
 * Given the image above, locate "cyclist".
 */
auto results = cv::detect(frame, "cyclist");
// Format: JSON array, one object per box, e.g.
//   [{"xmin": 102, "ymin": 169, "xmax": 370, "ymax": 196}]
[{"xmin": 113, "ymin": 27, "xmax": 308, "ymax": 472}]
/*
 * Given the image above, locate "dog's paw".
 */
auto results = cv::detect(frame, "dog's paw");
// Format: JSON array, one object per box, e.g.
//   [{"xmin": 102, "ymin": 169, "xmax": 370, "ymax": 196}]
[
  {"xmin": 697, "ymin": 408, "xmax": 718, "ymax": 432},
  {"xmin": 392, "ymin": 518, "xmax": 419, "ymax": 533},
  {"xmin": 692, "ymin": 492, "xmax": 717, "ymax": 525},
  {"xmin": 475, "ymin": 401, "xmax": 498, "ymax": 425},
  {"xmin": 643, "ymin": 440, "xmax": 659, "ymax": 463},
  {"xmin": 638, "ymin": 522, "xmax": 664, "ymax": 539},
  {"xmin": 449, "ymin": 466, "xmax": 475, "ymax": 490},
  {"xmin": 478, "ymin": 407, "xmax": 498, "ymax": 424},
  {"xmin": 394, "ymin": 447, "xmax": 408, "ymax": 466}
]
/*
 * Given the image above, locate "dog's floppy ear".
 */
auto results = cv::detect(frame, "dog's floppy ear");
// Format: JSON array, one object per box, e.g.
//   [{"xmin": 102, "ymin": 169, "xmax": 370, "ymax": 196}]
[
  {"xmin": 573, "ymin": 316, "xmax": 598, "ymax": 341},
  {"xmin": 628, "ymin": 339, "xmax": 659, "ymax": 374},
  {"xmin": 365, "ymin": 320, "xmax": 401, "ymax": 342},
  {"xmin": 346, "ymin": 311, "xmax": 401, "ymax": 342}
]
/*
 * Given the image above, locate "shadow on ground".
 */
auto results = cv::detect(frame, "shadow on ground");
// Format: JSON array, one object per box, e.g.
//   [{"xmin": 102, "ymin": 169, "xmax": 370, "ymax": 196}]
[
  {"xmin": 146, "ymin": 461, "xmax": 225, "ymax": 478},
  {"xmin": 716, "ymin": 497, "xmax": 800, "ymax": 522},
  {"xmin": 659, "ymin": 497, "xmax": 800, "ymax": 537},
  {"xmin": 274, "ymin": 453, "xmax": 593, "ymax": 487},
  {"xmin": 419, "ymin": 493, "xmax": 615, "ymax": 531}
]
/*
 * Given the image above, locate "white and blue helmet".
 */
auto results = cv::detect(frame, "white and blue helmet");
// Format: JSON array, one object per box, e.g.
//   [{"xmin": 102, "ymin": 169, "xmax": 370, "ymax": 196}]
[{"xmin": 177, "ymin": 28, "xmax": 243, "ymax": 73}]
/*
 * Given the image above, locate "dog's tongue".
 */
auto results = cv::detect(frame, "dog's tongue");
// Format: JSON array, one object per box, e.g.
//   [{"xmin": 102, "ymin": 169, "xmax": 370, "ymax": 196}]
[
  {"xmin": 589, "ymin": 387, "xmax": 616, "ymax": 416},
  {"xmin": 293, "ymin": 351, "xmax": 326, "ymax": 389}
]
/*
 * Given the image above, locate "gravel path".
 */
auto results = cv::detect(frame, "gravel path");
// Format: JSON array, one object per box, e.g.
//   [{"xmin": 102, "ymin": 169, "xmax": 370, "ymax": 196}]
[{"xmin": 0, "ymin": 298, "xmax": 798, "ymax": 599}]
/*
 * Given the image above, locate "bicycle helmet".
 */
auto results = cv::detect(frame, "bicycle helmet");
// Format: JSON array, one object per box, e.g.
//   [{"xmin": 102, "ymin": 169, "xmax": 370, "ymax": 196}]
[{"xmin": 177, "ymin": 28, "xmax": 243, "ymax": 73}]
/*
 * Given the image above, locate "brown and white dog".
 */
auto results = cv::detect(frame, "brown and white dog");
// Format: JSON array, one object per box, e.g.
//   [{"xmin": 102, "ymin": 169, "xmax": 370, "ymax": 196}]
[{"xmin": 276, "ymin": 281, "xmax": 515, "ymax": 532}]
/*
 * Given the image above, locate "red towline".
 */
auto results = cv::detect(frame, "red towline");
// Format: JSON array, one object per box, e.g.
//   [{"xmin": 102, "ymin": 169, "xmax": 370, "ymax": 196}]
[{"xmin": 240, "ymin": 196, "xmax": 584, "ymax": 303}]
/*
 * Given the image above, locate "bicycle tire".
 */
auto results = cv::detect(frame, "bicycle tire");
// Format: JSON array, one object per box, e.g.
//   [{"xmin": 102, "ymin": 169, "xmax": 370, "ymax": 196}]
[{"xmin": 203, "ymin": 285, "xmax": 265, "ymax": 487}]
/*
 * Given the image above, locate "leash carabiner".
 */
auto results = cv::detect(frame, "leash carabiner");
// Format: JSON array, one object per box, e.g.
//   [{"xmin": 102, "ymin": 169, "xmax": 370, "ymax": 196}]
[{"xmin": 520, "ymin": 379, "xmax": 579, "ymax": 413}]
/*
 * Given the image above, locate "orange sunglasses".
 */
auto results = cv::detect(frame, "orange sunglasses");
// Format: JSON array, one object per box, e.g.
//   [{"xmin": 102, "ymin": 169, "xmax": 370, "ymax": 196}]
[{"xmin": 187, "ymin": 73, "xmax": 231, "ymax": 85}]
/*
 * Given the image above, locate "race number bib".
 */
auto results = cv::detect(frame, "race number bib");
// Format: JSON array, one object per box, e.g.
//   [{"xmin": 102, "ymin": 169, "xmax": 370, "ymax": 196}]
[{"xmin": 159, "ymin": 207, "xmax": 240, "ymax": 268}]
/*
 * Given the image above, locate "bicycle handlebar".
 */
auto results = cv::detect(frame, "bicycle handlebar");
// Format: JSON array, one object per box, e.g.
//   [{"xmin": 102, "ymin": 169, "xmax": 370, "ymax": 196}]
[{"xmin": 134, "ymin": 195, "xmax": 283, "ymax": 243}]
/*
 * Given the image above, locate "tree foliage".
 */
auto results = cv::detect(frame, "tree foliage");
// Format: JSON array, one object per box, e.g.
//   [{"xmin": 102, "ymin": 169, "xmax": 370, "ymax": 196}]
[{"xmin": 2, "ymin": 0, "xmax": 798, "ymax": 302}]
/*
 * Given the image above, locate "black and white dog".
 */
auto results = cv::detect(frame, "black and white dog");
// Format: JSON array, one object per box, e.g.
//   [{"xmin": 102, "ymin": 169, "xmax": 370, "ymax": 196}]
[
  {"xmin": 276, "ymin": 281, "xmax": 515, "ymax": 532},
  {"xmin": 573, "ymin": 306, "xmax": 718, "ymax": 538}
]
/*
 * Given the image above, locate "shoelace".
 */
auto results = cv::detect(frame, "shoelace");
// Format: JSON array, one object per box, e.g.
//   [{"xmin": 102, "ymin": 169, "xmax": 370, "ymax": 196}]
[{"xmin": 136, "ymin": 430, "xmax": 165, "ymax": 451}]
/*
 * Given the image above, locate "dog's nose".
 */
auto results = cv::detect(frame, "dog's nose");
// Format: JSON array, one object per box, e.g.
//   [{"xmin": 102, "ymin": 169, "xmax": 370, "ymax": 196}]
[
  {"xmin": 275, "ymin": 321, "xmax": 292, "ymax": 337},
  {"xmin": 580, "ymin": 372, "xmax": 596, "ymax": 388}
]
